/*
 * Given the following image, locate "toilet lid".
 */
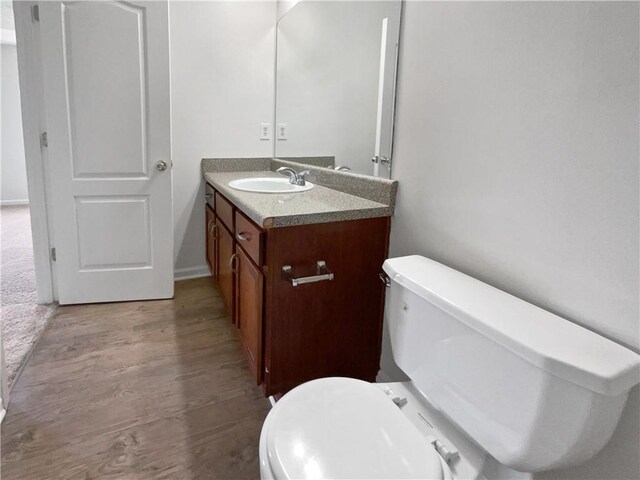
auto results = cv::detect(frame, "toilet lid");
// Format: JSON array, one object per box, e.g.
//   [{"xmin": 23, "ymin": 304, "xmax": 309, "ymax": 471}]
[{"xmin": 265, "ymin": 377, "xmax": 444, "ymax": 479}]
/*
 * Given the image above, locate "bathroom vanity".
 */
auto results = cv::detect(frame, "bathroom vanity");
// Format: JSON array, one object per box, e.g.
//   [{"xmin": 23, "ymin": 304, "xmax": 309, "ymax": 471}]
[{"xmin": 203, "ymin": 159, "xmax": 397, "ymax": 396}]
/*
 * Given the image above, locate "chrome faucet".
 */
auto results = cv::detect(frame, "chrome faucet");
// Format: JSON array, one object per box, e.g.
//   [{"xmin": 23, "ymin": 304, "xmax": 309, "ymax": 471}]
[
  {"xmin": 276, "ymin": 167, "xmax": 310, "ymax": 186},
  {"xmin": 334, "ymin": 165, "xmax": 351, "ymax": 171}
]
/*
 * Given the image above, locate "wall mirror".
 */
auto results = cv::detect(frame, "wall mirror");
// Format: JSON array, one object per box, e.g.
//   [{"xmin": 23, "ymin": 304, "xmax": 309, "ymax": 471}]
[{"xmin": 275, "ymin": 0, "xmax": 402, "ymax": 178}]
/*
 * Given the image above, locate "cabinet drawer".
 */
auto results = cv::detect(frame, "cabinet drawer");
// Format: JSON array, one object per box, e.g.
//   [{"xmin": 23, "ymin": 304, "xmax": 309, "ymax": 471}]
[
  {"xmin": 205, "ymin": 183, "xmax": 215, "ymax": 209},
  {"xmin": 235, "ymin": 211, "xmax": 264, "ymax": 266},
  {"xmin": 215, "ymin": 192, "xmax": 234, "ymax": 232}
]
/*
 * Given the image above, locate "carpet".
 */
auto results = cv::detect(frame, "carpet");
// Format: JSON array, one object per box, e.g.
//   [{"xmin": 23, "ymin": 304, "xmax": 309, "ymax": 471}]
[{"xmin": 1, "ymin": 205, "xmax": 55, "ymax": 387}]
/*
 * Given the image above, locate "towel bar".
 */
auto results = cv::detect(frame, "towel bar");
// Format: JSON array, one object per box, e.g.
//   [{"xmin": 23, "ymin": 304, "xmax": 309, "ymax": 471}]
[{"xmin": 282, "ymin": 261, "xmax": 334, "ymax": 286}]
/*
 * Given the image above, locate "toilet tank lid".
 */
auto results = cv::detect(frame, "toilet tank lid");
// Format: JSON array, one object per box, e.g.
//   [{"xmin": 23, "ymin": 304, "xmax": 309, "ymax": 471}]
[{"xmin": 383, "ymin": 256, "xmax": 640, "ymax": 396}]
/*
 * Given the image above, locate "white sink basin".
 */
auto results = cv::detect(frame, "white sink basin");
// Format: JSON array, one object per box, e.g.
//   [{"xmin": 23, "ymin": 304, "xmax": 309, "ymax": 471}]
[{"xmin": 228, "ymin": 177, "xmax": 314, "ymax": 194}]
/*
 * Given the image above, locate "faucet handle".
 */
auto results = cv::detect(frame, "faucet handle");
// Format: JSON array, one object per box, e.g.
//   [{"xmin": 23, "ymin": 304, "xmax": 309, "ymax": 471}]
[{"xmin": 294, "ymin": 170, "xmax": 311, "ymax": 186}]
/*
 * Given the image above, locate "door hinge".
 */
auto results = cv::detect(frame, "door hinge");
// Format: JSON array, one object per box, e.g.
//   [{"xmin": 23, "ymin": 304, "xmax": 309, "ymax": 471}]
[
  {"xmin": 50, "ymin": 247, "xmax": 56, "ymax": 262},
  {"xmin": 32, "ymin": 5, "xmax": 40, "ymax": 22},
  {"xmin": 371, "ymin": 155, "xmax": 391, "ymax": 165},
  {"xmin": 40, "ymin": 131, "xmax": 48, "ymax": 149}
]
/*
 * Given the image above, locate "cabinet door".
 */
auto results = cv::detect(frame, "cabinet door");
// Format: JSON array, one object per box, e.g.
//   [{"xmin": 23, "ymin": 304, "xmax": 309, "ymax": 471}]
[
  {"xmin": 263, "ymin": 217, "xmax": 390, "ymax": 395},
  {"xmin": 218, "ymin": 223, "xmax": 235, "ymax": 323},
  {"xmin": 236, "ymin": 247, "xmax": 263, "ymax": 385},
  {"xmin": 205, "ymin": 205, "xmax": 217, "ymax": 278}
]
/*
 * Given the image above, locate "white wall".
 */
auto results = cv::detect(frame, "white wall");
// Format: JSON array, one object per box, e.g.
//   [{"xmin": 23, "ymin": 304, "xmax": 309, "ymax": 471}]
[
  {"xmin": 1, "ymin": 43, "xmax": 29, "ymax": 205},
  {"xmin": 170, "ymin": 1, "xmax": 276, "ymax": 277},
  {"xmin": 386, "ymin": 2, "xmax": 639, "ymax": 479}
]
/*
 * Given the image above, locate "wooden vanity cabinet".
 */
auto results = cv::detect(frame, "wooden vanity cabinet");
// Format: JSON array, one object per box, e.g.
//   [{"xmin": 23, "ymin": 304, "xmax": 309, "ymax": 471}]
[
  {"xmin": 205, "ymin": 205, "xmax": 217, "ymax": 279},
  {"xmin": 215, "ymin": 192, "xmax": 234, "ymax": 232},
  {"xmin": 235, "ymin": 211, "xmax": 264, "ymax": 265},
  {"xmin": 205, "ymin": 184, "xmax": 389, "ymax": 396},
  {"xmin": 235, "ymin": 247, "xmax": 263, "ymax": 384},
  {"xmin": 213, "ymin": 191, "xmax": 237, "ymax": 324},
  {"xmin": 217, "ymin": 220, "xmax": 236, "ymax": 324},
  {"xmin": 262, "ymin": 217, "xmax": 389, "ymax": 395}
]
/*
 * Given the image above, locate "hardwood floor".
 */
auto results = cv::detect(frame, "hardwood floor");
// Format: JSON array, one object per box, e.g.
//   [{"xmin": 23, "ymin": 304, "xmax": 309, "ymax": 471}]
[{"xmin": 1, "ymin": 278, "xmax": 271, "ymax": 479}]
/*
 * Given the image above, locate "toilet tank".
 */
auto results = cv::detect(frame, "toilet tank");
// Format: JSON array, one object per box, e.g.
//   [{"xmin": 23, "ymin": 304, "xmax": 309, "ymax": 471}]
[{"xmin": 382, "ymin": 256, "xmax": 640, "ymax": 473}]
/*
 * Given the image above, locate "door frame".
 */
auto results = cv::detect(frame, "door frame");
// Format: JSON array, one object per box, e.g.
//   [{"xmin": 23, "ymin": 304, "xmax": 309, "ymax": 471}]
[
  {"xmin": 0, "ymin": 334, "xmax": 8, "ymax": 419},
  {"xmin": 13, "ymin": 1, "xmax": 56, "ymax": 303}
]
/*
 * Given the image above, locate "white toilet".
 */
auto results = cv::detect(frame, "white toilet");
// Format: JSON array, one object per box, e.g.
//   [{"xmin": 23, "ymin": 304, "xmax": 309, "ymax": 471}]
[{"xmin": 259, "ymin": 256, "xmax": 640, "ymax": 479}]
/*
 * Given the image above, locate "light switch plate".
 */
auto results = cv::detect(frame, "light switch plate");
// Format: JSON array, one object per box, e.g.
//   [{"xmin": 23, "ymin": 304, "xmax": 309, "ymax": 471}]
[
  {"xmin": 277, "ymin": 123, "xmax": 287, "ymax": 140},
  {"xmin": 260, "ymin": 123, "xmax": 271, "ymax": 140}
]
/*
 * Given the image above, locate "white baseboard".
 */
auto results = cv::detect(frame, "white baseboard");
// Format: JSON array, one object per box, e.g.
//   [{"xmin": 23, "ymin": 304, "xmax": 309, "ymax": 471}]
[
  {"xmin": 174, "ymin": 265, "xmax": 211, "ymax": 281},
  {"xmin": 1, "ymin": 28, "xmax": 17, "ymax": 46},
  {"xmin": 0, "ymin": 199, "xmax": 29, "ymax": 206}
]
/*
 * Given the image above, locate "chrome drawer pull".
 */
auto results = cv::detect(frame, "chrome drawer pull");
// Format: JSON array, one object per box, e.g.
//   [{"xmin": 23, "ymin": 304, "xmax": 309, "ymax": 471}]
[
  {"xmin": 230, "ymin": 253, "xmax": 238, "ymax": 273},
  {"xmin": 236, "ymin": 232, "xmax": 251, "ymax": 242},
  {"xmin": 282, "ymin": 261, "xmax": 334, "ymax": 287}
]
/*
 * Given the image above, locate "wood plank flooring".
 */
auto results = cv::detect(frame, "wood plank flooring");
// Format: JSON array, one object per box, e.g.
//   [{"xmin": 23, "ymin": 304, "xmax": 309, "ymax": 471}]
[{"xmin": 1, "ymin": 277, "xmax": 271, "ymax": 479}]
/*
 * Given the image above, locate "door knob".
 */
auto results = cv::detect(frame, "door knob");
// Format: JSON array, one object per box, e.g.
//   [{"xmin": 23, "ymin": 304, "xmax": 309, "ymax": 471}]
[{"xmin": 155, "ymin": 160, "xmax": 168, "ymax": 172}]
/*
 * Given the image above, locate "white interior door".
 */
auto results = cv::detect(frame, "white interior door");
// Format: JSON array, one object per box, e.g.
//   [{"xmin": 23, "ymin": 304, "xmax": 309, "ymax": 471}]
[{"xmin": 39, "ymin": 1, "xmax": 173, "ymax": 304}]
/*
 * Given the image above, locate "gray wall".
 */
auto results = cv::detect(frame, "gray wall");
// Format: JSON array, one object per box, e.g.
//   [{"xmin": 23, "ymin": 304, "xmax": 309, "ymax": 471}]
[
  {"xmin": 170, "ymin": 1, "xmax": 276, "ymax": 278},
  {"xmin": 1, "ymin": 43, "xmax": 29, "ymax": 205},
  {"xmin": 385, "ymin": 1, "xmax": 639, "ymax": 479}
]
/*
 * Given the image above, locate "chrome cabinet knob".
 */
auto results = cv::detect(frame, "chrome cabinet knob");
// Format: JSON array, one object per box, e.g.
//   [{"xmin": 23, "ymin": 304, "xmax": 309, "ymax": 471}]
[
  {"xmin": 229, "ymin": 253, "xmax": 238, "ymax": 273},
  {"xmin": 155, "ymin": 160, "xmax": 168, "ymax": 172}
]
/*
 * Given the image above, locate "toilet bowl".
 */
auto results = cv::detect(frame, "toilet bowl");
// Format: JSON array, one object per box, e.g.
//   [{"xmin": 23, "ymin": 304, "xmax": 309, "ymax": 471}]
[
  {"xmin": 259, "ymin": 376, "xmax": 505, "ymax": 479},
  {"xmin": 258, "ymin": 256, "xmax": 640, "ymax": 479},
  {"xmin": 259, "ymin": 377, "xmax": 462, "ymax": 480}
]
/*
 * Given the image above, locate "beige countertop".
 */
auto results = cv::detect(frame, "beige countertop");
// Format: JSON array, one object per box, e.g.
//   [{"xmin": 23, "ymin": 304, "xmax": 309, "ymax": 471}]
[{"xmin": 204, "ymin": 171, "xmax": 393, "ymax": 228}]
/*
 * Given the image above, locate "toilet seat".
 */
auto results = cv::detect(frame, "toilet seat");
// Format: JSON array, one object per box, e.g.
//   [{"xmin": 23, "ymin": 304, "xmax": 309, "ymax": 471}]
[{"xmin": 261, "ymin": 377, "xmax": 445, "ymax": 479}]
